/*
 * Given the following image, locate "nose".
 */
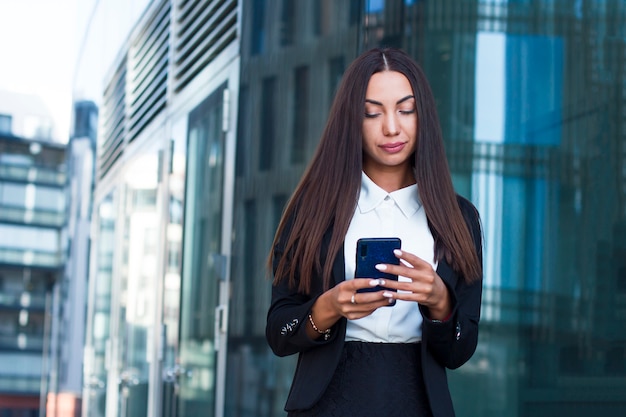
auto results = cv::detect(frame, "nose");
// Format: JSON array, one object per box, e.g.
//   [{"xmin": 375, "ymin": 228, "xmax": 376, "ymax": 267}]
[{"xmin": 383, "ymin": 113, "xmax": 400, "ymax": 136}]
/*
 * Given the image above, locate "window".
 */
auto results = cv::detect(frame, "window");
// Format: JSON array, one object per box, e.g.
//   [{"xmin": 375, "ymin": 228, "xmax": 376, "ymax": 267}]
[
  {"xmin": 0, "ymin": 114, "xmax": 11, "ymax": 134},
  {"xmin": 0, "ymin": 183, "xmax": 26, "ymax": 207},
  {"xmin": 328, "ymin": 56, "xmax": 345, "ymax": 105},
  {"xmin": 618, "ymin": 266, "xmax": 626, "ymax": 293},
  {"xmin": 291, "ymin": 66, "xmax": 309, "ymax": 164},
  {"xmin": 34, "ymin": 186, "xmax": 66, "ymax": 211},
  {"xmin": 606, "ymin": 346, "xmax": 626, "ymax": 375},
  {"xmin": 280, "ymin": 0, "xmax": 295, "ymax": 46},
  {"xmin": 243, "ymin": 200, "xmax": 256, "ymax": 334},
  {"xmin": 236, "ymin": 86, "xmax": 250, "ymax": 176},
  {"xmin": 259, "ymin": 77, "xmax": 277, "ymax": 171},
  {"xmin": 250, "ymin": 0, "xmax": 266, "ymax": 55},
  {"xmin": 0, "ymin": 224, "xmax": 59, "ymax": 252}
]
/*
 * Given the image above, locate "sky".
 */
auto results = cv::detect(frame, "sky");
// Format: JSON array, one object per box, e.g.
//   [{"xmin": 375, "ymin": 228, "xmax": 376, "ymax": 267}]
[{"xmin": 0, "ymin": 0, "xmax": 79, "ymax": 142}]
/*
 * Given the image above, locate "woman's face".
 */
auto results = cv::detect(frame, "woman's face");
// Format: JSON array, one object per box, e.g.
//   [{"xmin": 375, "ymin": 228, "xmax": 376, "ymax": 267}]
[{"xmin": 362, "ymin": 70, "xmax": 417, "ymax": 180}]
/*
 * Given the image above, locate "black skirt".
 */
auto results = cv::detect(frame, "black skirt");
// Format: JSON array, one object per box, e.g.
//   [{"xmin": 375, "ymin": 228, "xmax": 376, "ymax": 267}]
[{"xmin": 288, "ymin": 341, "xmax": 433, "ymax": 417}]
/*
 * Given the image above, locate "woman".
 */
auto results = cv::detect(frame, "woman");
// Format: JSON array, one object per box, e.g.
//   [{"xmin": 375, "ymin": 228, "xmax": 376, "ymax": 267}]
[{"xmin": 266, "ymin": 47, "xmax": 483, "ymax": 417}]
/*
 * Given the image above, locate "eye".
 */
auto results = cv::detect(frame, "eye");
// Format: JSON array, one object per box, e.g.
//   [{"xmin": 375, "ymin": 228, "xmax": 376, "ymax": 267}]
[
  {"xmin": 399, "ymin": 108, "xmax": 416, "ymax": 115},
  {"xmin": 364, "ymin": 112, "xmax": 380, "ymax": 119}
]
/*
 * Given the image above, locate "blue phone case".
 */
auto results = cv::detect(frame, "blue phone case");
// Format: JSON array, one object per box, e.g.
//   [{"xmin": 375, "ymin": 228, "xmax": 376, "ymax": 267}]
[{"xmin": 355, "ymin": 237, "xmax": 401, "ymax": 305}]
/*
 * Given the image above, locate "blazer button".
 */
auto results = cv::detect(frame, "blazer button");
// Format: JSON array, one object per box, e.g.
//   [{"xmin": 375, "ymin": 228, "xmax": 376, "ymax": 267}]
[{"xmin": 455, "ymin": 322, "xmax": 461, "ymax": 340}]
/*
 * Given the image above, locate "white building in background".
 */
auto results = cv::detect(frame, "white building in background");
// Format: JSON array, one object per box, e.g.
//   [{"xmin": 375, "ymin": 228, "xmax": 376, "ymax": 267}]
[
  {"xmin": 0, "ymin": 89, "xmax": 66, "ymax": 414},
  {"xmin": 0, "ymin": 91, "xmax": 99, "ymax": 417},
  {"xmin": 47, "ymin": 100, "xmax": 98, "ymax": 416}
]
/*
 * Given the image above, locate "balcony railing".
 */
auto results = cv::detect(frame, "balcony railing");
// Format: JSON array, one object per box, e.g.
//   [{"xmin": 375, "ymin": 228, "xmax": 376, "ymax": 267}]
[
  {"xmin": 0, "ymin": 247, "xmax": 63, "ymax": 269},
  {"xmin": 0, "ymin": 374, "xmax": 41, "ymax": 394},
  {"xmin": 0, "ymin": 291, "xmax": 47, "ymax": 309},
  {"xmin": 0, "ymin": 334, "xmax": 44, "ymax": 352},
  {"xmin": 480, "ymin": 287, "xmax": 617, "ymax": 331},
  {"xmin": 0, "ymin": 205, "xmax": 65, "ymax": 227},
  {"xmin": 0, "ymin": 163, "xmax": 66, "ymax": 186}
]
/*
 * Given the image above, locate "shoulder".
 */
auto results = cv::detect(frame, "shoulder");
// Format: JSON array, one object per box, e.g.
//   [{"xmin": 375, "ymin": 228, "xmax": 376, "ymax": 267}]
[
  {"xmin": 456, "ymin": 194, "xmax": 479, "ymax": 222},
  {"xmin": 456, "ymin": 194, "xmax": 482, "ymax": 245}
]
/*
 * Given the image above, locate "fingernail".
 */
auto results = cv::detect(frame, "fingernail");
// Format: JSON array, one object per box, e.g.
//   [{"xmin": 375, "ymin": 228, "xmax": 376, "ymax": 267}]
[
  {"xmin": 375, "ymin": 264, "xmax": 387, "ymax": 271},
  {"xmin": 393, "ymin": 249, "xmax": 402, "ymax": 256},
  {"xmin": 382, "ymin": 291, "xmax": 393, "ymax": 298},
  {"xmin": 369, "ymin": 279, "xmax": 381, "ymax": 286}
]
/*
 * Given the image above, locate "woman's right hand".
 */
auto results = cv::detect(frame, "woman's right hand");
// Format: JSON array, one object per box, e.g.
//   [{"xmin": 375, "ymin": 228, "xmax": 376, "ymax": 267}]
[
  {"xmin": 306, "ymin": 279, "xmax": 393, "ymax": 339},
  {"xmin": 329, "ymin": 278, "xmax": 396, "ymax": 319}
]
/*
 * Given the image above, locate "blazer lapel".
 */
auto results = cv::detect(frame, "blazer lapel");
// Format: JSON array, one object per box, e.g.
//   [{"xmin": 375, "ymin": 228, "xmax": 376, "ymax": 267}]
[{"xmin": 332, "ymin": 243, "xmax": 346, "ymax": 286}]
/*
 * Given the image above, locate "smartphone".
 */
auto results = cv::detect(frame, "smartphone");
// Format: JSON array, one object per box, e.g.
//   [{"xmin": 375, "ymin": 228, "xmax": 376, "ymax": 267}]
[{"xmin": 355, "ymin": 237, "xmax": 401, "ymax": 305}]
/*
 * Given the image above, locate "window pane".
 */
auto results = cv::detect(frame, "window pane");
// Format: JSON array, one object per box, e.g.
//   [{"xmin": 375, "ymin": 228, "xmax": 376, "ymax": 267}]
[
  {"xmin": 291, "ymin": 66, "xmax": 309, "ymax": 164},
  {"xmin": 0, "ymin": 114, "xmax": 11, "ymax": 134}
]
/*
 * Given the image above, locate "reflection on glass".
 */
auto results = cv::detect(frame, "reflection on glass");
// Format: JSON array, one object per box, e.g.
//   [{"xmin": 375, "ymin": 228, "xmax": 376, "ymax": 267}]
[
  {"xmin": 83, "ymin": 194, "xmax": 115, "ymax": 417},
  {"xmin": 118, "ymin": 153, "xmax": 159, "ymax": 417},
  {"xmin": 291, "ymin": 66, "xmax": 309, "ymax": 165},
  {"xmin": 229, "ymin": 1, "xmax": 626, "ymax": 416},
  {"xmin": 259, "ymin": 77, "xmax": 277, "ymax": 171},
  {"xmin": 475, "ymin": 32, "xmax": 505, "ymax": 143},
  {"xmin": 226, "ymin": 2, "xmax": 363, "ymax": 417},
  {"xmin": 162, "ymin": 131, "xmax": 186, "ymax": 417},
  {"xmin": 178, "ymin": 85, "xmax": 226, "ymax": 417},
  {"xmin": 165, "ymin": 144, "xmax": 184, "ymax": 353},
  {"xmin": 428, "ymin": 3, "xmax": 626, "ymax": 417}
]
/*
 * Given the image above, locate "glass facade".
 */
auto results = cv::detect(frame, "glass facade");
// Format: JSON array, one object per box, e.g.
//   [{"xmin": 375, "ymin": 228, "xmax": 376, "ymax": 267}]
[
  {"xmin": 79, "ymin": 2, "xmax": 240, "ymax": 416},
  {"xmin": 226, "ymin": 1, "xmax": 626, "ymax": 416},
  {"xmin": 177, "ymin": 84, "xmax": 227, "ymax": 416},
  {"xmin": 83, "ymin": 194, "xmax": 115, "ymax": 417},
  {"xmin": 77, "ymin": 1, "xmax": 626, "ymax": 416},
  {"xmin": 0, "ymin": 136, "xmax": 66, "ymax": 413}
]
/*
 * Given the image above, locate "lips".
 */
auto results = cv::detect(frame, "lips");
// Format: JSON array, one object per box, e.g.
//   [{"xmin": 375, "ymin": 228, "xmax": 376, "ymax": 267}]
[{"xmin": 379, "ymin": 142, "xmax": 406, "ymax": 154}]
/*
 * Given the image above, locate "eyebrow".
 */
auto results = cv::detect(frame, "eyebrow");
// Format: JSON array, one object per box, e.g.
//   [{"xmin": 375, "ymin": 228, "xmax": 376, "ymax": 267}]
[{"xmin": 365, "ymin": 95, "xmax": 415, "ymax": 106}]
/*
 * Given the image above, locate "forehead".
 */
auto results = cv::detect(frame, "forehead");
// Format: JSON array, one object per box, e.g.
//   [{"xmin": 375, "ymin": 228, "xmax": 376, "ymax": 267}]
[{"xmin": 365, "ymin": 71, "xmax": 413, "ymax": 98}]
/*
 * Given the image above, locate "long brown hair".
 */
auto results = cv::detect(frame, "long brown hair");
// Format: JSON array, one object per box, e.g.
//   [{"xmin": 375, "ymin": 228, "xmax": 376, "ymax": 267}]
[{"xmin": 269, "ymin": 48, "xmax": 482, "ymax": 294}]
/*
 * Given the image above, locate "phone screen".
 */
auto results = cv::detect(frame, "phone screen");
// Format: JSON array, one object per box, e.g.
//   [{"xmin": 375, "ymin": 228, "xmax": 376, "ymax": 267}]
[{"xmin": 355, "ymin": 237, "xmax": 401, "ymax": 305}]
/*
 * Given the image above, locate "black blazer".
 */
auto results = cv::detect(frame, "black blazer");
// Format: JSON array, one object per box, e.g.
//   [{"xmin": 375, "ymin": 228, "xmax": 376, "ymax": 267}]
[{"xmin": 266, "ymin": 196, "xmax": 483, "ymax": 417}]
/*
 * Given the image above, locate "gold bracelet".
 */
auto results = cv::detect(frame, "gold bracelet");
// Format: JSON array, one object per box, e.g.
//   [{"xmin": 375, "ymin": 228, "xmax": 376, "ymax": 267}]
[{"xmin": 308, "ymin": 313, "xmax": 331, "ymax": 341}]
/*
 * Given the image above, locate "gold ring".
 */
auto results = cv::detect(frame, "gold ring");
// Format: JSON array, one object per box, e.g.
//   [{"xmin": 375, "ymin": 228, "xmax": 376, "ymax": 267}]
[{"xmin": 351, "ymin": 293, "xmax": 356, "ymax": 304}]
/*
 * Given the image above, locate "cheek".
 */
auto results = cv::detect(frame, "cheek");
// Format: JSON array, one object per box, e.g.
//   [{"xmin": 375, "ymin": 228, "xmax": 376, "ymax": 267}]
[
  {"xmin": 406, "ymin": 122, "xmax": 418, "ymax": 146},
  {"xmin": 402, "ymin": 118, "xmax": 418, "ymax": 134},
  {"xmin": 361, "ymin": 125, "xmax": 376, "ymax": 147},
  {"xmin": 361, "ymin": 136, "xmax": 378, "ymax": 160}
]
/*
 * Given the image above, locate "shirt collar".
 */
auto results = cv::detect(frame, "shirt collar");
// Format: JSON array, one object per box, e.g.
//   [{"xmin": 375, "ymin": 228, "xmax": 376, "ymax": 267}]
[{"xmin": 358, "ymin": 172, "xmax": 422, "ymax": 218}]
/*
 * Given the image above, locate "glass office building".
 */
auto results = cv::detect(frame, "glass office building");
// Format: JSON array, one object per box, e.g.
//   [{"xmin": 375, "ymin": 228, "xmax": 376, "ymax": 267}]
[
  {"xmin": 0, "ymin": 134, "xmax": 66, "ymax": 414},
  {"xmin": 77, "ymin": 1, "xmax": 626, "ymax": 416}
]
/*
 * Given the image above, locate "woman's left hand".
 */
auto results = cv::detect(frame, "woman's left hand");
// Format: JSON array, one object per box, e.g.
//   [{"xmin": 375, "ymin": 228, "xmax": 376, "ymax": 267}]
[{"xmin": 374, "ymin": 249, "xmax": 451, "ymax": 321}]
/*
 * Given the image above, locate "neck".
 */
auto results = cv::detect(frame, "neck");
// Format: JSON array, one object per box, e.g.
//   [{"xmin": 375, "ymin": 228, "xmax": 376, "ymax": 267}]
[{"xmin": 363, "ymin": 166, "xmax": 415, "ymax": 193}]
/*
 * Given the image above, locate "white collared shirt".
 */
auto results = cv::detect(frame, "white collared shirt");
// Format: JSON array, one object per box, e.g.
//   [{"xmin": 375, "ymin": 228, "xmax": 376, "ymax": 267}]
[{"xmin": 344, "ymin": 172, "xmax": 436, "ymax": 343}]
